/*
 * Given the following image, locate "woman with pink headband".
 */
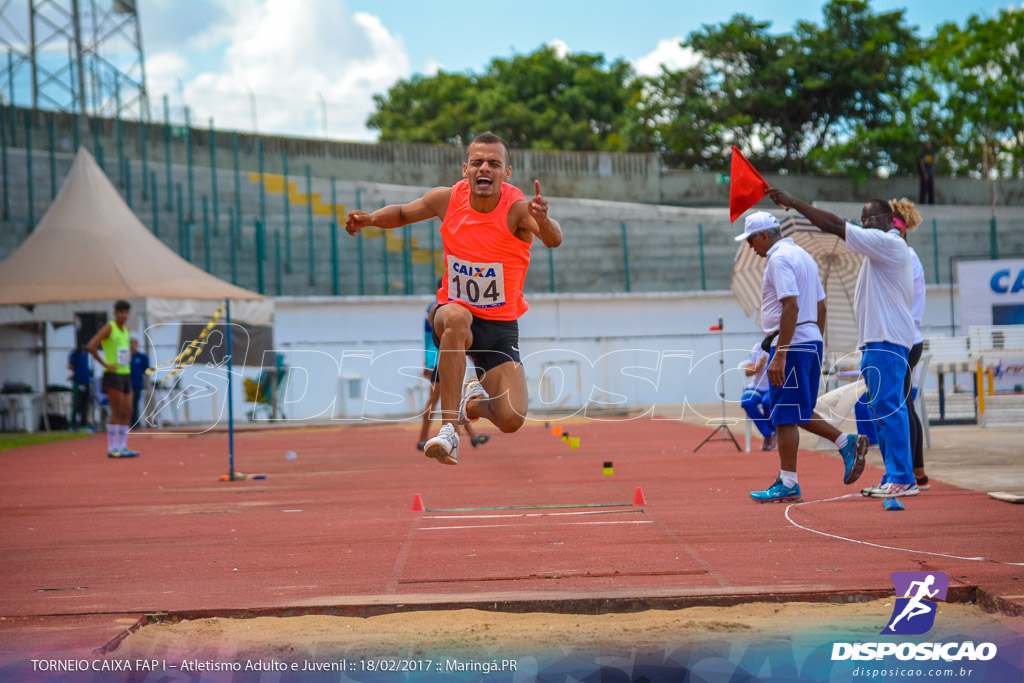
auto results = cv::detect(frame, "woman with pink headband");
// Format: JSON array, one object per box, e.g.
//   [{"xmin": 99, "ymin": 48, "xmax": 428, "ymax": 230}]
[{"xmin": 889, "ymin": 198, "xmax": 929, "ymax": 491}]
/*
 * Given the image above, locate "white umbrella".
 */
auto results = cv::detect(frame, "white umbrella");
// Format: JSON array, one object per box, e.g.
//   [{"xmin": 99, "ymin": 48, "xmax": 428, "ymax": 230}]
[{"xmin": 730, "ymin": 215, "xmax": 863, "ymax": 355}]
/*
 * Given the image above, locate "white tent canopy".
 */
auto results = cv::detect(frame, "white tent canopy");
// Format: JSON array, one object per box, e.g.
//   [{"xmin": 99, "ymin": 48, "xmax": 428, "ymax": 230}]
[{"xmin": 0, "ymin": 147, "xmax": 271, "ymax": 326}]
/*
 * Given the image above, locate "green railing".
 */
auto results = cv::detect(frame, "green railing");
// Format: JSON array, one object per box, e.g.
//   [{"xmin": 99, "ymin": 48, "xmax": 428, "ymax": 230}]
[{"xmin": 2, "ymin": 103, "xmax": 1022, "ymax": 299}]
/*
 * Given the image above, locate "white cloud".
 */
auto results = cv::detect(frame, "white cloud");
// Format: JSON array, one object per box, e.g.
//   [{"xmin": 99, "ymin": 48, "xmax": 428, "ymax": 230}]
[
  {"xmin": 146, "ymin": 52, "xmax": 191, "ymax": 117},
  {"xmin": 546, "ymin": 39, "xmax": 570, "ymax": 59},
  {"xmin": 422, "ymin": 60, "xmax": 445, "ymax": 76},
  {"xmin": 147, "ymin": 52, "xmax": 189, "ymax": 92},
  {"xmin": 147, "ymin": 0, "xmax": 410, "ymax": 141},
  {"xmin": 633, "ymin": 37, "xmax": 701, "ymax": 77},
  {"xmin": 140, "ymin": 0, "xmax": 234, "ymax": 55}
]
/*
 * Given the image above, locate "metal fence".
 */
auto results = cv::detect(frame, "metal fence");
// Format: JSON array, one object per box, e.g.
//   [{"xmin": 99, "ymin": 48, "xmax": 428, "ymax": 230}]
[{"xmin": 3, "ymin": 103, "xmax": 1023, "ymax": 298}]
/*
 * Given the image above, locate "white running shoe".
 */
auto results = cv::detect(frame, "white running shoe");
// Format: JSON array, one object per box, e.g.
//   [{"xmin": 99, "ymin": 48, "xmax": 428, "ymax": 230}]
[
  {"xmin": 861, "ymin": 482, "xmax": 920, "ymax": 498},
  {"xmin": 424, "ymin": 423, "xmax": 459, "ymax": 466},
  {"xmin": 459, "ymin": 380, "xmax": 487, "ymax": 425}
]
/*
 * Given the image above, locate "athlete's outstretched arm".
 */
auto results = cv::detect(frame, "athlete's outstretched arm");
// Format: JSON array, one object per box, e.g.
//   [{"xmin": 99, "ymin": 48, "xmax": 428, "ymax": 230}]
[
  {"xmin": 767, "ymin": 187, "xmax": 846, "ymax": 240},
  {"xmin": 521, "ymin": 180, "xmax": 562, "ymax": 247},
  {"xmin": 344, "ymin": 186, "xmax": 450, "ymax": 236}
]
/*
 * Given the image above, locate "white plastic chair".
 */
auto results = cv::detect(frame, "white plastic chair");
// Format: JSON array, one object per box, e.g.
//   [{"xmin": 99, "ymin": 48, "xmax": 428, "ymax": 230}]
[
  {"xmin": 737, "ymin": 361, "xmax": 754, "ymax": 453},
  {"xmin": 914, "ymin": 353, "xmax": 932, "ymax": 448}
]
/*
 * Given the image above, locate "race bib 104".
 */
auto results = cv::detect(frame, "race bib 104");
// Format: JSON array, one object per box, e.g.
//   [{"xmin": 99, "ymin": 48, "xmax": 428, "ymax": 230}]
[
  {"xmin": 116, "ymin": 347, "xmax": 130, "ymax": 366},
  {"xmin": 447, "ymin": 256, "xmax": 505, "ymax": 309}
]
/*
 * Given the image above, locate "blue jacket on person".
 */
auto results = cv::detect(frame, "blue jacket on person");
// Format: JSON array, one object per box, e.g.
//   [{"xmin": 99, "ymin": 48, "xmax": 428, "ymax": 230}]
[
  {"xmin": 68, "ymin": 348, "xmax": 92, "ymax": 386},
  {"xmin": 130, "ymin": 351, "xmax": 150, "ymax": 392}
]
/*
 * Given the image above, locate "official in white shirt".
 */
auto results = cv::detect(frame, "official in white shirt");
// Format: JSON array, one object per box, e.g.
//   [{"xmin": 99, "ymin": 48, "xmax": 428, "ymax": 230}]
[
  {"xmin": 736, "ymin": 212, "xmax": 867, "ymax": 504},
  {"xmin": 767, "ymin": 189, "xmax": 917, "ymax": 499}
]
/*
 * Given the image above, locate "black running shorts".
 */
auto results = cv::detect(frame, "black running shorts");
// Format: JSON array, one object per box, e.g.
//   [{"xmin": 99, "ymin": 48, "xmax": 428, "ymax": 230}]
[
  {"xmin": 101, "ymin": 373, "xmax": 132, "ymax": 394},
  {"xmin": 431, "ymin": 305, "xmax": 522, "ymax": 378}
]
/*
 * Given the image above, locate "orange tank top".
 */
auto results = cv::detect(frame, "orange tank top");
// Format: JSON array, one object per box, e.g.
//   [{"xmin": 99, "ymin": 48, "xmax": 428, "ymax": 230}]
[{"xmin": 437, "ymin": 179, "xmax": 532, "ymax": 321}]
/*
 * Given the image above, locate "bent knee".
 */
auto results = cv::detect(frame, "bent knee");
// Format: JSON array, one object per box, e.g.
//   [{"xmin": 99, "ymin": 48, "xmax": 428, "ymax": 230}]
[
  {"xmin": 496, "ymin": 412, "xmax": 525, "ymax": 434},
  {"xmin": 439, "ymin": 322, "xmax": 471, "ymax": 350}
]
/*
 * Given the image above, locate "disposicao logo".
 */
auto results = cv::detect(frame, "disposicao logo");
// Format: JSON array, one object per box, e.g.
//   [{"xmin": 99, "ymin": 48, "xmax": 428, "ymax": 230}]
[
  {"xmin": 831, "ymin": 571, "xmax": 998, "ymax": 662},
  {"xmin": 882, "ymin": 571, "xmax": 948, "ymax": 635}
]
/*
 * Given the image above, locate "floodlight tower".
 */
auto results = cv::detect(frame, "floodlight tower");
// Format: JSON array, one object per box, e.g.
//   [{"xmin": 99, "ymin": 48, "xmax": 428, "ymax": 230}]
[{"xmin": 1, "ymin": 0, "xmax": 149, "ymax": 120}]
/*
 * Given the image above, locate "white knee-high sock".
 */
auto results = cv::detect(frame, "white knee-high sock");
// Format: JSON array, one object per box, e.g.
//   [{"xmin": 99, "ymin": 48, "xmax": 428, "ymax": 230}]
[
  {"xmin": 117, "ymin": 424, "xmax": 128, "ymax": 450},
  {"xmin": 107, "ymin": 424, "xmax": 117, "ymax": 452}
]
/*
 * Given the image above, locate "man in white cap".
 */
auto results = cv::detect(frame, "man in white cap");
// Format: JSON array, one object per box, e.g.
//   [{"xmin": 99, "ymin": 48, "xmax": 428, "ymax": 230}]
[
  {"xmin": 767, "ymin": 190, "xmax": 917, "ymax": 499},
  {"xmin": 737, "ymin": 211, "xmax": 868, "ymax": 502}
]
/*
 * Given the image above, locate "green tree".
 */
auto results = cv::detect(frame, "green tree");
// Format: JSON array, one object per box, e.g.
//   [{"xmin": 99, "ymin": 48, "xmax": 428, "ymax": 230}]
[
  {"xmin": 366, "ymin": 1, "xmax": 1024, "ymax": 182},
  {"xmin": 686, "ymin": 14, "xmax": 807, "ymax": 169},
  {"xmin": 367, "ymin": 71, "xmax": 478, "ymax": 146},
  {"xmin": 923, "ymin": 8, "xmax": 1024, "ymax": 179},
  {"xmin": 638, "ymin": 14, "xmax": 800, "ymax": 169},
  {"xmin": 797, "ymin": 0, "xmax": 918, "ymax": 178},
  {"xmin": 648, "ymin": 0, "xmax": 916, "ymax": 174},
  {"xmin": 368, "ymin": 46, "xmax": 654, "ymax": 153},
  {"xmin": 638, "ymin": 65, "xmax": 722, "ymax": 169}
]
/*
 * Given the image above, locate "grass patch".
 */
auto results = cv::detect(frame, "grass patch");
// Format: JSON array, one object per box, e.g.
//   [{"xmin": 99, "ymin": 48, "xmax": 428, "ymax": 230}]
[{"xmin": 0, "ymin": 431, "xmax": 92, "ymax": 452}]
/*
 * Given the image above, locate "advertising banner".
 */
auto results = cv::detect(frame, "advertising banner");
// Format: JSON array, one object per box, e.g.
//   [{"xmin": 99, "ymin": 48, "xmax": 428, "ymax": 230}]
[{"xmin": 957, "ymin": 258, "xmax": 1024, "ymax": 391}]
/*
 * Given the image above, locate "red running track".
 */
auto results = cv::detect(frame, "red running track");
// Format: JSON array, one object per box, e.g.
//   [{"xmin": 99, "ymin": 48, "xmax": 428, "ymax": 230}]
[{"xmin": 1, "ymin": 419, "xmax": 1022, "ymax": 660}]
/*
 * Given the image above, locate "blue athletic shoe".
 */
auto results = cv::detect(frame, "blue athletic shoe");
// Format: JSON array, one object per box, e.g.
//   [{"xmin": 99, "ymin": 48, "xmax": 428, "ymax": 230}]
[
  {"xmin": 839, "ymin": 434, "xmax": 868, "ymax": 484},
  {"xmin": 750, "ymin": 477, "xmax": 802, "ymax": 503}
]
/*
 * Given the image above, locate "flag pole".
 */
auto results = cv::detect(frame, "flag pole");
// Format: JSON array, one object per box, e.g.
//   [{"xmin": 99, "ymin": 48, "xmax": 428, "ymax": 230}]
[
  {"xmin": 694, "ymin": 316, "xmax": 741, "ymax": 452},
  {"xmin": 226, "ymin": 297, "xmax": 235, "ymax": 480}
]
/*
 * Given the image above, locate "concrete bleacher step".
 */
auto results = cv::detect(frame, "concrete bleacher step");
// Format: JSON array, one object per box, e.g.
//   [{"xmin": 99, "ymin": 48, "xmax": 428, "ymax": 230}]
[
  {"xmin": 980, "ymin": 394, "xmax": 1024, "ymax": 428},
  {"xmin": 6, "ymin": 144, "xmax": 1023, "ymax": 297},
  {"xmin": 924, "ymin": 391, "xmax": 977, "ymax": 421}
]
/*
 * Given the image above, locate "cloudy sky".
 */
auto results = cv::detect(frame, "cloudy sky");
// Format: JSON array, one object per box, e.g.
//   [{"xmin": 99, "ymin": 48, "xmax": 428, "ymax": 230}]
[{"xmin": 95, "ymin": 0, "xmax": 1020, "ymax": 141}]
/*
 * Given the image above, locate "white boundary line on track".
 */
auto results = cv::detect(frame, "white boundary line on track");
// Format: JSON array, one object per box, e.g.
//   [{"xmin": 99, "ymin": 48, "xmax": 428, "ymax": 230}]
[
  {"xmin": 420, "ymin": 520, "xmax": 654, "ymax": 531},
  {"xmin": 424, "ymin": 510, "xmax": 641, "ymax": 520},
  {"xmin": 784, "ymin": 494, "xmax": 1024, "ymax": 566}
]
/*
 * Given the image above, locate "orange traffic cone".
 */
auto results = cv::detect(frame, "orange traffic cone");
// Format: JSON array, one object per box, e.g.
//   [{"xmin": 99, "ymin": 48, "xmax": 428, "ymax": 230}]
[
  {"xmin": 412, "ymin": 494, "xmax": 425, "ymax": 512},
  {"xmin": 633, "ymin": 487, "xmax": 647, "ymax": 505}
]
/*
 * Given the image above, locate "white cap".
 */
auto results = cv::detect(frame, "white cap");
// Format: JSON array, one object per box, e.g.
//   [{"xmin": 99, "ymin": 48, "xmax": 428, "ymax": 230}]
[{"xmin": 734, "ymin": 211, "xmax": 780, "ymax": 242}]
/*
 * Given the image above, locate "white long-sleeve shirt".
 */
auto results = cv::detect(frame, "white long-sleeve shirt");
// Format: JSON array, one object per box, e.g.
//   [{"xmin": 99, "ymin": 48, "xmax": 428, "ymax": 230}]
[{"xmin": 844, "ymin": 224, "xmax": 915, "ymax": 349}]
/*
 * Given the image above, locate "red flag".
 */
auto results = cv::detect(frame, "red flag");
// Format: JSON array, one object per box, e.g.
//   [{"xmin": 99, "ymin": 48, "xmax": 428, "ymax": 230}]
[{"xmin": 729, "ymin": 146, "xmax": 770, "ymax": 223}]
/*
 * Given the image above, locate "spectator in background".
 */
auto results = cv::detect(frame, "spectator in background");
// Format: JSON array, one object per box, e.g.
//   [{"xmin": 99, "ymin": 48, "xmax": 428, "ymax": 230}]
[
  {"xmin": 918, "ymin": 142, "xmax": 935, "ymax": 205},
  {"xmin": 890, "ymin": 198, "xmax": 929, "ymax": 490},
  {"xmin": 67, "ymin": 344, "xmax": 93, "ymax": 432},
  {"xmin": 87, "ymin": 300, "xmax": 138, "ymax": 458},
  {"xmin": 129, "ymin": 338, "xmax": 150, "ymax": 428},
  {"xmin": 740, "ymin": 341, "xmax": 775, "ymax": 451}
]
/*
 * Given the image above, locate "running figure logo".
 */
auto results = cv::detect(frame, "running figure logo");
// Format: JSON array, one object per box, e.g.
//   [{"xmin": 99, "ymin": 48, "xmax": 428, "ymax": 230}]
[{"xmin": 882, "ymin": 571, "xmax": 949, "ymax": 635}]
